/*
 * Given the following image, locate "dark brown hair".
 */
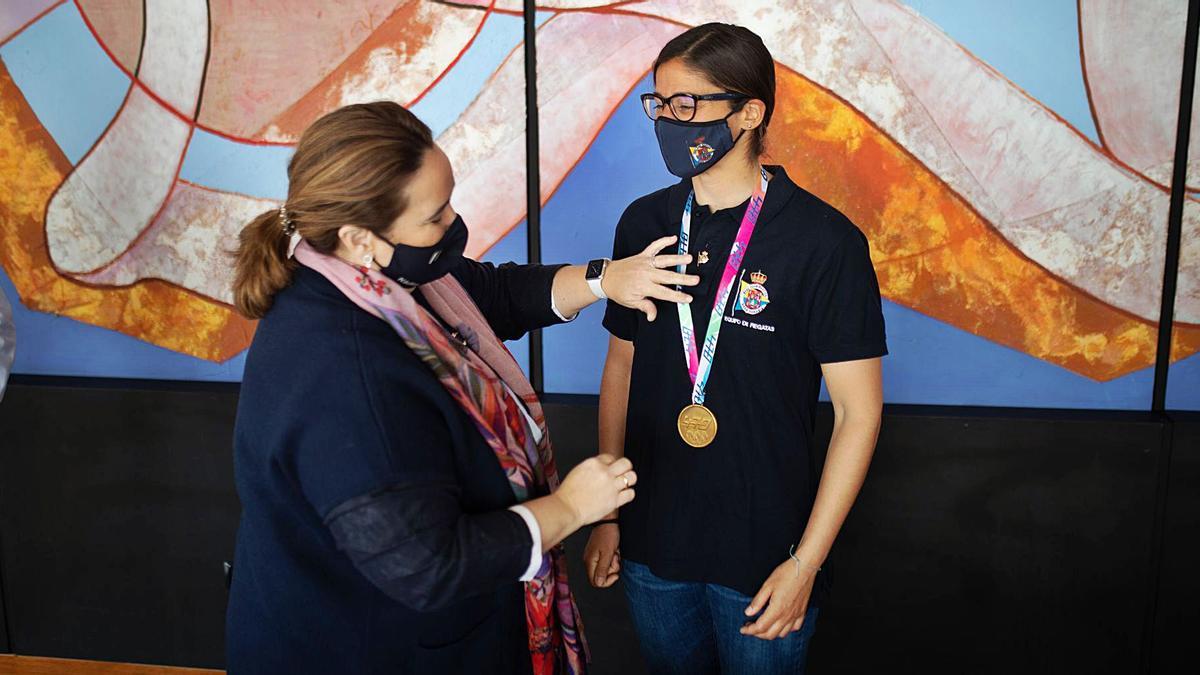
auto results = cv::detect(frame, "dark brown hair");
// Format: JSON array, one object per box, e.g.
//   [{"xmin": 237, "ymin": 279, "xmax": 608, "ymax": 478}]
[
  {"xmin": 653, "ymin": 23, "xmax": 776, "ymax": 157},
  {"xmin": 232, "ymin": 101, "xmax": 434, "ymax": 318}
]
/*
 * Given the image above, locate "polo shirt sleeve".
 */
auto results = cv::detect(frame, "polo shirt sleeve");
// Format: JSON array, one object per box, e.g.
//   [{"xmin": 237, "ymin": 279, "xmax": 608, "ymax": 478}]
[
  {"xmin": 290, "ymin": 318, "xmax": 533, "ymax": 611},
  {"xmin": 807, "ymin": 226, "xmax": 889, "ymax": 364},
  {"xmin": 602, "ymin": 202, "xmax": 642, "ymax": 342},
  {"xmin": 449, "ymin": 257, "xmax": 571, "ymax": 341}
]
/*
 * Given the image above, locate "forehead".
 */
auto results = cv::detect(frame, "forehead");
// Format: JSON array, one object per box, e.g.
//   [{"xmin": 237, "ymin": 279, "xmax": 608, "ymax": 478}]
[
  {"xmin": 405, "ymin": 146, "xmax": 452, "ymax": 196},
  {"xmin": 654, "ymin": 58, "xmax": 720, "ymax": 95}
]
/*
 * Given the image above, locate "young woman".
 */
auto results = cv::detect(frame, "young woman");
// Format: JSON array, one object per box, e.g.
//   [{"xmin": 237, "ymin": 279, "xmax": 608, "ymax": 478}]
[
  {"xmin": 583, "ymin": 23, "xmax": 887, "ymax": 674},
  {"xmin": 226, "ymin": 101, "xmax": 699, "ymax": 674}
]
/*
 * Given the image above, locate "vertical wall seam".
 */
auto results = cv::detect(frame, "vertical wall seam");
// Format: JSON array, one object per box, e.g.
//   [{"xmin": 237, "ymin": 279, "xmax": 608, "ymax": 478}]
[
  {"xmin": 523, "ymin": 0, "xmax": 544, "ymax": 393},
  {"xmin": 1152, "ymin": 0, "xmax": 1199, "ymax": 412}
]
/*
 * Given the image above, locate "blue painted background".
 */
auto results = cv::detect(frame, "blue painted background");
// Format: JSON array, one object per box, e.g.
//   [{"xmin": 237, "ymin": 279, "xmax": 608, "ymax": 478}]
[
  {"xmin": 0, "ymin": 3, "xmax": 531, "ymax": 380},
  {"xmin": 0, "ymin": 1, "xmax": 1194, "ymax": 409}
]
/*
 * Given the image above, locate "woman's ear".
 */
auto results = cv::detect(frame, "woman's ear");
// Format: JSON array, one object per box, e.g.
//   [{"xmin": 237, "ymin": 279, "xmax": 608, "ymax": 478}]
[
  {"xmin": 337, "ymin": 224, "xmax": 372, "ymax": 255},
  {"xmin": 739, "ymin": 98, "xmax": 767, "ymax": 131}
]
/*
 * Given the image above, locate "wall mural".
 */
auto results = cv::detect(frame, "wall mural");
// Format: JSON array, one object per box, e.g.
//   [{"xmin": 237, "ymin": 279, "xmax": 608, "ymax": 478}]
[{"xmin": 0, "ymin": 0, "xmax": 1195, "ymax": 408}]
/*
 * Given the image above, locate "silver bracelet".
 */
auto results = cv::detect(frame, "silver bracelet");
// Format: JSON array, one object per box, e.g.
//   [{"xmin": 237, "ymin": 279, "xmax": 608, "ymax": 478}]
[{"xmin": 788, "ymin": 545, "xmax": 821, "ymax": 577}]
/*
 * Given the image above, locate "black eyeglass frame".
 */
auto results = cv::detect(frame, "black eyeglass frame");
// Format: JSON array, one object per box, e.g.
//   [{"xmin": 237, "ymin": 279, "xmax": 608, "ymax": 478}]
[{"xmin": 640, "ymin": 92, "xmax": 749, "ymax": 122}]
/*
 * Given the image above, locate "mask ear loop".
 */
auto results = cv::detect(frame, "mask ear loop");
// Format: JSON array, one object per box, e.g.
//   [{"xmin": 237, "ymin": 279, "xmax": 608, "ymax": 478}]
[{"xmin": 725, "ymin": 98, "xmax": 753, "ymax": 147}]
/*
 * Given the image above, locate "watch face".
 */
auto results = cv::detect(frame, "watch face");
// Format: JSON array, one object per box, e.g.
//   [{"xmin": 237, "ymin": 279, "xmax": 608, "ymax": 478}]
[{"xmin": 587, "ymin": 259, "xmax": 605, "ymax": 280}]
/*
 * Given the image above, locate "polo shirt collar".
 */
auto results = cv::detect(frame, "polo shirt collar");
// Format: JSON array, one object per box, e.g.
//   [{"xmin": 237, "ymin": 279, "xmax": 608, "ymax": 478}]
[{"xmin": 667, "ymin": 164, "xmax": 797, "ymax": 225}]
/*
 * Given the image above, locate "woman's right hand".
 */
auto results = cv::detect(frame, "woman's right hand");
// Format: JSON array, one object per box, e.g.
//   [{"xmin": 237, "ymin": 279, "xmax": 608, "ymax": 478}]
[
  {"xmin": 584, "ymin": 524, "xmax": 621, "ymax": 587},
  {"xmin": 555, "ymin": 455, "xmax": 637, "ymax": 528}
]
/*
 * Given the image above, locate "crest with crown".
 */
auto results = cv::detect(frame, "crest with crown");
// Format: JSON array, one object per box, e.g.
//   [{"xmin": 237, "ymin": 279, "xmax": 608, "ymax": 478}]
[{"xmin": 749, "ymin": 270, "xmax": 768, "ymax": 285}]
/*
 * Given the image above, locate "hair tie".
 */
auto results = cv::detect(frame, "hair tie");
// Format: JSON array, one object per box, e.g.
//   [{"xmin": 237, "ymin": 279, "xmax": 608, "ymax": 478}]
[
  {"xmin": 279, "ymin": 204, "xmax": 301, "ymax": 258},
  {"xmin": 279, "ymin": 204, "xmax": 296, "ymax": 236}
]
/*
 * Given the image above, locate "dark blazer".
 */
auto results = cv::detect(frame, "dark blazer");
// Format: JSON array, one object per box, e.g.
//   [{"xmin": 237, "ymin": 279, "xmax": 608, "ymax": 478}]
[{"xmin": 226, "ymin": 259, "xmax": 566, "ymax": 674}]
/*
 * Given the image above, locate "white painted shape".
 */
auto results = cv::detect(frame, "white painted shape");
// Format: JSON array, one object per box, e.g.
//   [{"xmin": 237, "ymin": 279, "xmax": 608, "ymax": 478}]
[
  {"xmin": 78, "ymin": 183, "xmax": 274, "ymax": 303},
  {"xmin": 140, "ymin": 0, "xmax": 209, "ymax": 115},
  {"xmin": 46, "ymin": 88, "xmax": 191, "ymax": 273},
  {"xmin": 1004, "ymin": 181, "xmax": 1173, "ymax": 322}
]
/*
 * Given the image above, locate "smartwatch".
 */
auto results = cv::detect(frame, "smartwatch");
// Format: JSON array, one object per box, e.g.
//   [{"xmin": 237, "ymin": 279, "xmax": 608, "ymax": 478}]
[{"xmin": 585, "ymin": 258, "xmax": 610, "ymax": 300}]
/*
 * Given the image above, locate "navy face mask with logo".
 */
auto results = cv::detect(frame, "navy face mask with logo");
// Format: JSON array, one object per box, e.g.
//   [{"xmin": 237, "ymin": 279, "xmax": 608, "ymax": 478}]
[
  {"xmin": 379, "ymin": 214, "xmax": 468, "ymax": 288},
  {"xmin": 654, "ymin": 110, "xmax": 746, "ymax": 178}
]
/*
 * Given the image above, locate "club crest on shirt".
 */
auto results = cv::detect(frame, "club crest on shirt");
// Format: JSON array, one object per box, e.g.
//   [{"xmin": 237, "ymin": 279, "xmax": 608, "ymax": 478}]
[
  {"xmin": 734, "ymin": 270, "xmax": 770, "ymax": 316},
  {"xmin": 689, "ymin": 136, "xmax": 715, "ymax": 167}
]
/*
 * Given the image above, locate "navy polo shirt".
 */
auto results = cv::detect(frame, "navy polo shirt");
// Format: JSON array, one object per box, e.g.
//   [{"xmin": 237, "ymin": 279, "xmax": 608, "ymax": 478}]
[{"xmin": 603, "ymin": 166, "xmax": 888, "ymax": 602}]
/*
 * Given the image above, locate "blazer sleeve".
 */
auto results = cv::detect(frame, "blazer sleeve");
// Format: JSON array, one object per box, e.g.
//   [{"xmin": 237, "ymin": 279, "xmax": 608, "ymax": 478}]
[
  {"xmin": 287, "ymin": 313, "xmax": 534, "ymax": 611},
  {"xmin": 448, "ymin": 257, "xmax": 570, "ymax": 341}
]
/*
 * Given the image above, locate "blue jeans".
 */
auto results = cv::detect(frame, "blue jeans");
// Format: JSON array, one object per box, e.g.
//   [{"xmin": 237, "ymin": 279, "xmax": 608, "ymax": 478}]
[{"xmin": 622, "ymin": 560, "xmax": 819, "ymax": 674}]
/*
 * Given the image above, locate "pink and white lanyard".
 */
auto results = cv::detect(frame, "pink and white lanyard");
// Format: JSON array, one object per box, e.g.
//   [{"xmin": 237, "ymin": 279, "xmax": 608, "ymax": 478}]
[{"xmin": 674, "ymin": 167, "xmax": 770, "ymax": 405}]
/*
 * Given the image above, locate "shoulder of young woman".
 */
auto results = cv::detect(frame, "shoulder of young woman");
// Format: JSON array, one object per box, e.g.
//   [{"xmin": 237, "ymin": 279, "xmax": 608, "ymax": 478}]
[{"xmin": 786, "ymin": 186, "xmax": 870, "ymax": 253}]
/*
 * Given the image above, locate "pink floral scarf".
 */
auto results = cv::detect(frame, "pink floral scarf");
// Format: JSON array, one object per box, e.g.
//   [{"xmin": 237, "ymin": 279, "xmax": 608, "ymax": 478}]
[{"xmin": 294, "ymin": 241, "xmax": 588, "ymax": 674}]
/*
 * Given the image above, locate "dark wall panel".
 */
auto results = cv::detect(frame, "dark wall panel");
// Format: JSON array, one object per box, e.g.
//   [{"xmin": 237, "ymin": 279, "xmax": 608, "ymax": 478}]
[
  {"xmin": 0, "ymin": 523, "xmax": 8, "ymax": 654},
  {"xmin": 802, "ymin": 408, "xmax": 1163, "ymax": 675},
  {"xmin": 545, "ymin": 403, "xmax": 1167, "ymax": 675},
  {"xmin": 0, "ymin": 380, "xmax": 240, "ymax": 669},
  {"xmin": 1152, "ymin": 412, "xmax": 1200, "ymax": 673},
  {"xmin": 0, "ymin": 384, "xmax": 1188, "ymax": 673}
]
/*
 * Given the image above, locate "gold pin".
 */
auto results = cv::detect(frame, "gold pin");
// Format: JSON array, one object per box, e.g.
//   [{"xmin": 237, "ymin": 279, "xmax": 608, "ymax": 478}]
[{"xmin": 698, "ymin": 250, "xmax": 710, "ymax": 265}]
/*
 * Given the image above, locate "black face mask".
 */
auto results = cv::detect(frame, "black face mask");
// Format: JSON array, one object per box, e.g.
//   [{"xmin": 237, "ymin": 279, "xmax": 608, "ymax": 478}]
[
  {"xmin": 654, "ymin": 109, "xmax": 746, "ymax": 178},
  {"xmin": 379, "ymin": 214, "xmax": 468, "ymax": 288}
]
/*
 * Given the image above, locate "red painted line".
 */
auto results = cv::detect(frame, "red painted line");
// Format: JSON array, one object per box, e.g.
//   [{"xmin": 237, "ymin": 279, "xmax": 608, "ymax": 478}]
[
  {"xmin": 408, "ymin": 0, "xmax": 498, "ymax": 108},
  {"xmin": 58, "ymin": 269, "xmax": 239, "ymax": 310},
  {"xmin": 537, "ymin": 60, "xmax": 656, "ymax": 208},
  {"xmin": 75, "ymin": 123, "xmax": 198, "ymax": 278},
  {"xmin": 176, "ymin": 177, "xmax": 279, "ymax": 203},
  {"xmin": 40, "ymin": 72, "xmax": 137, "ymax": 280},
  {"xmin": 73, "ymin": 0, "xmax": 294, "ymax": 147},
  {"xmin": 932, "ymin": 3, "xmax": 1171, "ymax": 194},
  {"xmin": 0, "ymin": 0, "xmax": 67, "ymax": 49},
  {"xmin": 1077, "ymin": 0, "xmax": 1111, "ymax": 156}
]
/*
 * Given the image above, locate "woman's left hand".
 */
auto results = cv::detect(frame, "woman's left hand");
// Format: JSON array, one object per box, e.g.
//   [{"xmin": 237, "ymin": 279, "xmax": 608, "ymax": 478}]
[
  {"xmin": 740, "ymin": 559, "xmax": 818, "ymax": 640},
  {"xmin": 603, "ymin": 235, "xmax": 699, "ymax": 322}
]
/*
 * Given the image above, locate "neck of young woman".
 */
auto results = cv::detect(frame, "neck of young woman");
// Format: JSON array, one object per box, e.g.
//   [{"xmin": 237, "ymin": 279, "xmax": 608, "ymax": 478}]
[{"xmin": 690, "ymin": 146, "xmax": 762, "ymax": 211}]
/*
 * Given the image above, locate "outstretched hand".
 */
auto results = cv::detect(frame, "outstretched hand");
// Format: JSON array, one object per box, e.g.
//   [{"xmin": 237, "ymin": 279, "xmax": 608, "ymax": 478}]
[{"xmin": 603, "ymin": 235, "xmax": 699, "ymax": 322}]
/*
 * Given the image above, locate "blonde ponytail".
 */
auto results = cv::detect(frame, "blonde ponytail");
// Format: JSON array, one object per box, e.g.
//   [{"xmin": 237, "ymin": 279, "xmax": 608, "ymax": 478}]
[
  {"xmin": 232, "ymin": 208, "xmax": 297, "ymax": 319},
  {"xmin": 230, "ymin": 101, "xmax": 435, "ymax": 319}
]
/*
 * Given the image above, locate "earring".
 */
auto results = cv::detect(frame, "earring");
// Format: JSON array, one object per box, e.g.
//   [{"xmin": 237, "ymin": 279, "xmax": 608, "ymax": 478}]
[{"xmin": 362, "ymin": 252, "xmax": 374, "ymax": 268}]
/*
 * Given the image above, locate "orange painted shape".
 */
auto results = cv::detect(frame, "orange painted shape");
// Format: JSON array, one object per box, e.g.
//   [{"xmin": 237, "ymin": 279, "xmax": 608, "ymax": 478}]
[
  {"xmin": 0, "ymin": 62, "xmax": 254, "ymax": 363},
  {"xmin": 768, "ymin": 65, "xmax": 1200, "ymax": 382}
]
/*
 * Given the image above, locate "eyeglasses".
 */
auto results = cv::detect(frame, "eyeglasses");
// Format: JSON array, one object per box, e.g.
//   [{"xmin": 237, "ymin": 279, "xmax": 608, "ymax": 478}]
[{"xmin": 640, "ymin": 92, "xmax": 748, "ymax": 122}]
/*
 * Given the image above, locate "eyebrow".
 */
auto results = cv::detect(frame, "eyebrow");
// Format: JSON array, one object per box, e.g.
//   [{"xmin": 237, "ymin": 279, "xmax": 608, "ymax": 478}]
[
  {"xmin": 427, "ymin": 198, "xmax": 450, "ymax": 222},
  {"xmin": 654, "ymin": 90, "xmax": 715, "ymax": 99}
]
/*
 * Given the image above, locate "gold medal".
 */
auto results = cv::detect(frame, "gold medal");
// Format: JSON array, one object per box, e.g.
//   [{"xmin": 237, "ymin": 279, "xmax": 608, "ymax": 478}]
[{"xmin": 677, "ymin": 404, "xmax": 718, "ymax": 448}]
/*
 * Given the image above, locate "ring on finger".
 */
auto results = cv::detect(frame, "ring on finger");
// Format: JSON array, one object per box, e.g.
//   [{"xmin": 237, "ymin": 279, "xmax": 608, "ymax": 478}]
[{"xmin": 621, "ymin": 474, "xmax": 630, "ymax": 488}]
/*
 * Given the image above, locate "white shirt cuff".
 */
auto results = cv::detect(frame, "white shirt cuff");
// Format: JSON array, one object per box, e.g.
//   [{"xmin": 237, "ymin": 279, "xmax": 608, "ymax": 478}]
[
  {"xmin": 508, "ymin": 504, "xmax": 543, "ymax": 581},
  {"xmin": 550, "ymin": 288, "xmax": 578, "ymax": 323}
]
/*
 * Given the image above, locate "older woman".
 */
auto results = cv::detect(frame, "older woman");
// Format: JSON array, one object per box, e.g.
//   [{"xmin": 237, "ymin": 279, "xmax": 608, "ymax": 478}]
[{"xmin": 226, "ymin": 101, "xmax": 698, "ymax": 674}]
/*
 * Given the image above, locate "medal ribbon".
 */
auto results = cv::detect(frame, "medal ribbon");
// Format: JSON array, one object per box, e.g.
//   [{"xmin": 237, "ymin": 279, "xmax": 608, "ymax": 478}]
[{"xmin": 675, "ymin": 167, "xmax": 769, "ymax": 405}]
